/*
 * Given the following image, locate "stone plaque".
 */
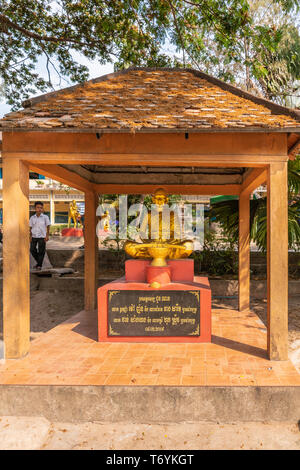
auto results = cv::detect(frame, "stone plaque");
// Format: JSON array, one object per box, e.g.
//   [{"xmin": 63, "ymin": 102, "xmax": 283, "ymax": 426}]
[{"xmin": 108, "ymin": 290, "xmax": 200, "ymax": 337}]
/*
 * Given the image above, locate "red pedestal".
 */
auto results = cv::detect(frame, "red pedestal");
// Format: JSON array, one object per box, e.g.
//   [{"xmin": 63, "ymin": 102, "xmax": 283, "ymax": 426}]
[
  {"xmin": 125, "ymin": 258, "xmax": 194, "ymax": 282},
  {"xmin": 98, "ymin": 259, "xmax": 211, "ymax": 343},
  {"xmin": 146, "ymin": 265, "xmax": 172, "ymax": 285},
  {"xmin": 61, "ymin": 228, "xmax": 83, "ymax": 237}
]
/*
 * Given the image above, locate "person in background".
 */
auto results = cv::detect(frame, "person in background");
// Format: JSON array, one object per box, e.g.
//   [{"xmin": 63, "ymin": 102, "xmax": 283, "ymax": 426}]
[{"xmin": 29, "ymin": 201, "xmax": 51, "ymax": 270}]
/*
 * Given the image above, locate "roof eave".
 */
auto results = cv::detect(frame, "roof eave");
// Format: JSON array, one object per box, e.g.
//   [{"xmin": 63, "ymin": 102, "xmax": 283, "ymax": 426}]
[{"xmin": 1, "ymin": 126, "xmax": 300, "ymax": 134}]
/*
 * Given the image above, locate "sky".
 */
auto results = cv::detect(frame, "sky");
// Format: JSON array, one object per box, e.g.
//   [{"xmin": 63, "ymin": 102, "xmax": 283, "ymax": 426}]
[{"xmin": 0, "ymin": 52, "xmax": 115, "ymax": 118}]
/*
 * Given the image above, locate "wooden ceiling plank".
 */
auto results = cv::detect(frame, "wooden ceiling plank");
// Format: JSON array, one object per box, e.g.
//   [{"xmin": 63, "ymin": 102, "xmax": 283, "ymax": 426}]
[{"xmin": 93, "ymin": 183, "xmax": 241, "ymax": 195}]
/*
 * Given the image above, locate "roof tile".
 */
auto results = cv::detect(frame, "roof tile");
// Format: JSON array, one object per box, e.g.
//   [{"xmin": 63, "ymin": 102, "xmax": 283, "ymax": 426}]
[{"xmin": 1, "ymin": 69, "xmax": 299, "ymax": 131}]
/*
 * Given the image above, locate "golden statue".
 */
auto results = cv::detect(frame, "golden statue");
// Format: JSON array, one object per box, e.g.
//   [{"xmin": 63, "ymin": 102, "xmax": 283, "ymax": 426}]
[
  {"xmin": 68, "ymin": 200, "xmax": 81, "ymax": 228},
  {"xmin": 103, "ymin": 210, "xmax": 110, "ymax": 232},
  {"xmin": 124, "ymin": 188, "xmax": 193, "ymax": 266}
]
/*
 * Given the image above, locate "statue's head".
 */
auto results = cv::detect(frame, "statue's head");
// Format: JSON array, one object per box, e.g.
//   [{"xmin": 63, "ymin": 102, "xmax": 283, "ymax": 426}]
[{"xmin": 152, "ymin": 188, "xmax": 168, "ymax": 206}]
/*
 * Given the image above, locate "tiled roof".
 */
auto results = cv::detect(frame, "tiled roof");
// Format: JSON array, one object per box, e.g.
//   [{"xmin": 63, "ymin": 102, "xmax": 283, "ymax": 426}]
[{"xmin": 1, "ymin": 68, "xmax": 300, "ymax": 132}]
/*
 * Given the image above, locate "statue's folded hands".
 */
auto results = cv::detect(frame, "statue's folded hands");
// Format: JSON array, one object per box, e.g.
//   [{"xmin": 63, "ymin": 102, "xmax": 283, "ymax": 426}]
[{"xmin": 124, "ymin": 188, "xmax": 193, "ymax": 266}]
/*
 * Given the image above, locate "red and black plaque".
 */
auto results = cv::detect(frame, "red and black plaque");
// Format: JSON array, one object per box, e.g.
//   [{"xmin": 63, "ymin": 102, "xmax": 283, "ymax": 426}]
[{"xmin": 108, "ymin": 289, "xmax": 200, "ymax": 337}]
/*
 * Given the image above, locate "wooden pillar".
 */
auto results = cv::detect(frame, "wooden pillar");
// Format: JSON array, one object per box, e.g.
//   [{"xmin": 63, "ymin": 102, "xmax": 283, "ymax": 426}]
[
  {"xmin": 267, "ymin": 162, "xmax": 288, "ymax": 360},
  {"xmin": 84, "ymin": 191, "xmax": 98, "ymax": 311},
  {"xmin": 238, "ymin": 190, "xmax": 250, "ymax": 311},
  {"xmin": 3, "ymin": 158, "xmax": 30, "ymax": 358}
]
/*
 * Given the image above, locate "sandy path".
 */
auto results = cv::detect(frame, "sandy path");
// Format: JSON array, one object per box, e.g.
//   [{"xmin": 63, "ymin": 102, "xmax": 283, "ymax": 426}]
[{"xmin": 0, "ymin": 417, "xmax": 299, "ymax": 450}]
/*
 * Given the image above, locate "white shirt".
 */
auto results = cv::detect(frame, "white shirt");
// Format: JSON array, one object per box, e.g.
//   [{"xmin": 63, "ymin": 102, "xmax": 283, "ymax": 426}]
[{"xmin": 29, "ymin": 213, "xmax": 50, "ymax": 238}]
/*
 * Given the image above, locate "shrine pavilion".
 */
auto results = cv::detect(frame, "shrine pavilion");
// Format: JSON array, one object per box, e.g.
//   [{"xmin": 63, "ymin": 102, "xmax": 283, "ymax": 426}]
[{"xmin": 0, "ymin": 67, "xmax": 300, "ymax": 381}]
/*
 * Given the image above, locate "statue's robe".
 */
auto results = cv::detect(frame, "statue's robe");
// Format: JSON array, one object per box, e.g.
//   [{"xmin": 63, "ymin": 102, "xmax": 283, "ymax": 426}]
[{"xmin": 125, "ymin": 205, "xmax": 193, "ymax": 259}]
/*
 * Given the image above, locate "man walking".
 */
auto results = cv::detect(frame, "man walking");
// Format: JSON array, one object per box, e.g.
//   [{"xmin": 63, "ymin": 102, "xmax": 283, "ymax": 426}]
[{"xmin": 29, "ymin": 201, "xmax": 51, "ymax": 270}]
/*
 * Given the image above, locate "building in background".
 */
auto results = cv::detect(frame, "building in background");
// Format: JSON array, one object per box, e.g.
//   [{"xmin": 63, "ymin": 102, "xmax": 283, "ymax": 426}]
[
  {"xmin": 0, "ymin": 133, "xmax": 84, "ymax": 225},
  {"xmin": 0, "ymin": 172, "xmax": 84, "ymax": 225}
]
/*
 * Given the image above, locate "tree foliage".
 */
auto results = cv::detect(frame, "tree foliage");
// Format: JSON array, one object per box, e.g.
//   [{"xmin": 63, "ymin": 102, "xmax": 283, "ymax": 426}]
[
  {"xmin": 209, "ymin": 156, "xmax": 300, "ymax": 252},
  {"xmin": 0, "ymin": 0, "xmax": 299, "ymax": 107},
  {"xmin": 194, "ymin": 0, "xmax": 300, "ymax": 105}
]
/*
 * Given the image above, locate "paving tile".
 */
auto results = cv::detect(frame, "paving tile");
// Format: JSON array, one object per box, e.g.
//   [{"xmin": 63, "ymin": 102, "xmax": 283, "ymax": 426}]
[
  {"xmin": 110, "ymin": 364, "xmax": 131, "ymax": 375},
  {"xmin": 206, "ymin": 375, "xmax": 231, "ymax": 386},
  {"xmin": 2, "ymin": 374, "xmax": 32, "ymax": 385},
  {"xmin": 276, "ymin": 375, "xmax": 300, "ymax": 386},
  {"xmin": 128, "ymin": 365, "xmax": 153, "ymax": 374},
  {"xmin": 156, "ymin": 375, "xmax": 182, "ymax": 385},
  {"xmin": 230, "ymin": 374, "xmax": 257, "ymax": 386},
  {"xmin": 79, "ymin": 374, "xmax": 109, "ymax": 385},
  {"xmin": 129, "ymin": 375, "xmax": 157, "ymax": 385},
  {"xmin": 0, "ymin": 307, "xmax": 299, "ymax": 386},
  {"xmin": 105, "ymin": 375, "xmax": 133, "ymax": 385},
  {"xmin": 181, "ymin": 375, "xmax": 206, "ymax": 385}
]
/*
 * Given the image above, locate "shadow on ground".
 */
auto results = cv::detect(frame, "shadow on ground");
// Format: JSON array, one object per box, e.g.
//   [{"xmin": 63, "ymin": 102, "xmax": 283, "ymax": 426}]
[{"xmin": 0, "ymin": 280, "xmax": 299, "ymax": 349}]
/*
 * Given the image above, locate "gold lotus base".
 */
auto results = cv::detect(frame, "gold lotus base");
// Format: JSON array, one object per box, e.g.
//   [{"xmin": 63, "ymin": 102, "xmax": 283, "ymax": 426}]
[{"xmin": 124, "ymin": 241, "xmax": 193, "ymax": 267}]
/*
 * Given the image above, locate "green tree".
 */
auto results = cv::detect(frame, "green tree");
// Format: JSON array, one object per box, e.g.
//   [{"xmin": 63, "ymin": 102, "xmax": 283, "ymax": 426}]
[
  {"xmin": 1, "ymin": 0, "xmax": 299, "ymax": 108},
  {"xmin": 209, "ymin": 156, "xmax": 300, "ymax": 252},
  {"xmin": 194, "ymin": 0, "xmax": 300, "ymax": 105}
]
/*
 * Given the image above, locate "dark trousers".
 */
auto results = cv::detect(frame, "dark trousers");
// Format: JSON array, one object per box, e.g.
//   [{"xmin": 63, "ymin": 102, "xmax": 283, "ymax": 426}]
[{"xmin": 30, "ymin": 237, "xmax": 46, "ymax": 267}]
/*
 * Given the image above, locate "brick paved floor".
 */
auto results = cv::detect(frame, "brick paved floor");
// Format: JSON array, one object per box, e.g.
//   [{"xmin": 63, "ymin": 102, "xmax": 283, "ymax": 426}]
[{"xmin": 0, "ymin": 307, "xmax": 299, "ymax": 386}]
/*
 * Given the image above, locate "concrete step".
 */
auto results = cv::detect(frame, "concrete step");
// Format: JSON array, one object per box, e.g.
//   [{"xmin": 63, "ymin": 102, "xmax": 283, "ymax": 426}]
[{"xmin": 0, "ymin": 385, "xmax": 299, "ymax": 424}]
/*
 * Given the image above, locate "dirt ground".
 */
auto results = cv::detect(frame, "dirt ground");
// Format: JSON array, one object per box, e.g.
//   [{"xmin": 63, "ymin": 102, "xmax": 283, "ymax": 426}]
[
  {"xmin": 29, "ymin": 290, "xmax": 85, "ymax": 341},
  {"xmin": 0, "ymin": 417, "xmax": 299, "ymax": 450}
]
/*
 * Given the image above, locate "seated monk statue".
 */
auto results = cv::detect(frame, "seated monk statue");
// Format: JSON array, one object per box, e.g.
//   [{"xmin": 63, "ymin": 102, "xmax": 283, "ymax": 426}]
[{"xmin": 124, "ymin": 188, "xmax": 193, "ymax": 266}]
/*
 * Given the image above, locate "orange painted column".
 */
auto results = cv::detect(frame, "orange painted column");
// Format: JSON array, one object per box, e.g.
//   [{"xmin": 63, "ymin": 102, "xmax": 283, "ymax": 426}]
[
  {"xmin": 3, "ymin": 158, "xmax": 30, "ymax": 358},
  {"xmin": 267, "ymin": 162, "xmax": 288, "ymax": 360},
  {"xmin": 84, "ymin": 191, "xmax": 98, "ymax": 311},
  {"xmin": 238, "ymin": 190, "xmax": 250, "ymax": 311}
]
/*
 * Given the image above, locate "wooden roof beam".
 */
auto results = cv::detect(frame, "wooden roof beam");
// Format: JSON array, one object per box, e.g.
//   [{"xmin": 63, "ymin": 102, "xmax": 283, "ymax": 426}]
[
  {"xmin": 288, "ymin": 137, "xmax": 300, "ymax": 159},
  {"xmin": 240, "ymin": 167, "xmax": 267, "ymax": 195},
  {"xmin": 28, "ymin": 163, "xmax": 93, "ymax": 193},
  {"xmin": 12, "ymin": 153, "xmax": 289, "ymax": 167}
]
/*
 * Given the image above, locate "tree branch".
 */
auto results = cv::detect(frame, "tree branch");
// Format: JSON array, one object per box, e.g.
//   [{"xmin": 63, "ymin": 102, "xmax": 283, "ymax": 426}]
[
  {"xmin": 166, "ymin": 0, "xmax": 201, "ymax": 69},
  {"xmin": 0, "ymin": 13, "xmax": 113, "ymax": 52}
]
